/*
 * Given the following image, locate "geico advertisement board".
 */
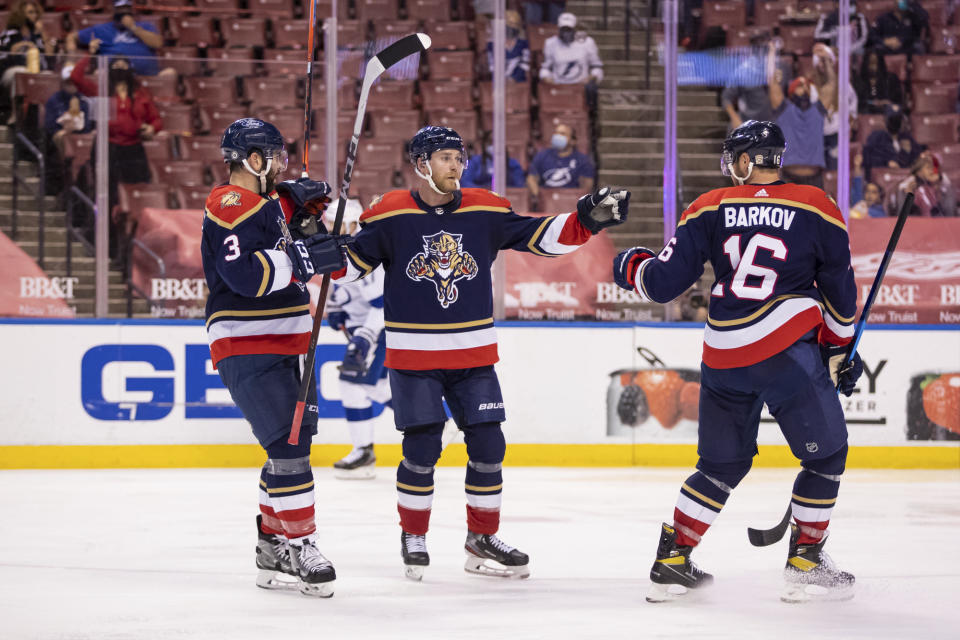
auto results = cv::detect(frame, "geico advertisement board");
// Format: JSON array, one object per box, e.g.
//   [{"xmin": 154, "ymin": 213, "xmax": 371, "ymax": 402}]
[{"xmin": 0, "ymin": 322, "xmax": 956, "ymax": 448}]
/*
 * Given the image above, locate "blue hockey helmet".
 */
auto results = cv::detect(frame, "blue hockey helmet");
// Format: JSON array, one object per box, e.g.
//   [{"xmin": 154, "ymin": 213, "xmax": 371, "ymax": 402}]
[
  {"xmin": 408, "ymin": 125, "xmax": 465, "ymax": 165},
  {"xmin": 220, "ymin": 118, "xmax": 288, "ymax": 170},
  {"xmin": 721, "ymin": 120, "xmax": 785, "ymax": 183}
]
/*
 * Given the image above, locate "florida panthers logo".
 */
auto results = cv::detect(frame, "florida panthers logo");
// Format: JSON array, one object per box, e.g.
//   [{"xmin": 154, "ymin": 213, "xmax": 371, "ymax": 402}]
[
  {"xmin": 220, "ymin": 191, "xmax": 242, "ymax": 208},
  {"xmin": 406, "ymin": 231, "xmax": 478, "ymax": 308}
]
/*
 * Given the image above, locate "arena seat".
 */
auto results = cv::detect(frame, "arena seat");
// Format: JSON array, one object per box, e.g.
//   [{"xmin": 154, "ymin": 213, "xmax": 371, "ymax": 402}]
[
  {"xmin": 538, "ymin": 111, "xmax": 590, "ymax": 147},
  {"xmin": 271, "ymin": 18, "xmax": 308, "ymax": 49},
  {"xmin": 407, "ymin": 0, "xmax": 450, "ymax": 22},
  {"xmin": 356, "ymin": 140, "xmax": 405, "ymax": 171},
  {"xmin": 478, "ymin": 82, "xmax": 531, "ymax": 114},
  {"xmin": 172, "ymin": 17, "xmax": 217, "ymax": 48},
  {"xmin": 538, "ymin": 84, "xmax": 585, "ymax": 114},
  {"xmin": 15, "ymin": 71, "xmax": 59, "ymax": 111},
  {"xmin": 420, "ymin": 80, "xmax": 475, "ymax": 112},
  {"xmin": 367, "ymin": 81, "xmax": 416, "ymax": 110},
  {"xmin": 527, "ymin": 24, "xmax": 556, "ymax": 53},
  {"xmin": 118, "ymin": 184, "xmax": 171, "ymax": 218},
  {"xmin": 428, "ymin": 50, "xmax": 476, "ymax": 81},
  {"xmin": 249, "ymin": 0, "xmax": 296, "ymax": 18},
  {"xmin": 369, "ymin": 109, "xmax": 422, "ymax": 142},
  {"xmin": 141, "ymin": 136, "xmax": 174, "ymax": 164},
  {"xmin": 261, "ymin": 106, "xmax": 306, "ymax": 143},
  {"xmin": 204, "ymin": 47, "xmax": 258, "ymax": 77},
  {"xmin": 779, "ymin": 25, "xmax": 816, "ymax": 55},
  {"xmin": 912, "ymin": 84, "xmax": 957, "ymax": 115},
  {"xmin": 175, "ymin": 184, "xmax": 211, "ymax": 210},
  {"xmin": 336, "ymin": 21, "xmax": 368, "ymax": 49},
  {"xmin": 137, "ymin": 73, "xmax": 179, "ymax": 102},
  {"xmin": 912, "ymin": 55, "xmax": 960, "ymax": 84},
  {"xmin": 157, "ymin": 104, "xmax": 197, "ymax": 137},
  {"xmin": 753, "ymin": 0, "xmax": 794, "ymax": 27},
  {"xmin": 912, "ymin": 114, "xmax": 960, "ymax": 145},
  {"xmin": 929, "ymin": 26, "xmax": 960, "ymax": 54},
  {"xmin": 870, "ymin": 167, "xmax": 912, "ymax": 196},
  {"xmin": 155, "ymin": 160, "xmax": 207, "ymax": 188},
  {"xmin": 423, "ymin": 21, "xmax": 473, "ymax": 51},
  {"xmin": 933, "ymin": 143, "xmax": 960, "ymax": 172},
  {"xmin": 62, "ymin": 131, "xmax": 95, "ymax": 182},
  {"xmin": 539, "ymin": 188, "xmax": 582, "ymax": 214},
  {"xmin": 201, "ymin": 104, "xmax": 252, "ymax": 135},
  {"xmin": 160, "ymin": 46, "xmax": 202, "ymax": 77},
  {"xmin": 505, "ymin": 188, "xmax": 530, "ymax": 213},
  {"xmin": 309, "ymin": 77, "xmax": 358, "ymax": 110},
  {"xmin": 356, "ymin": 0, "xmax": 398, "ymax": 22},
  {"xmin": 261, "ymin": 48, "xmax": 306, "ymax": 76},
  {"xmin": 883, "ymin": 54, "xmax": 907, "ymax": 82},
  {"xmin": 178, "ymin": 135, "xmax": 224, "ymax": 165},
  {"xmin": 856, "ymin": 114, "xmax": 886, "ymax": 144},
  {"xmin": 185, "ymin": 76, "xmax": 239, "ymax": 106},
  {"xmin": 701, "ymin": 0, "xmax": 747, "ymax": 30},
  {"xmin": 220, "ymin": 18, "xmax": 267, "ymax": 48},
  {"xmin": 858, "ymin": 0, "xmax": 895, "ymax": 26},
  {"xmin": 480, "ymin": 110, "xmax": 530, "ymax": 136},
  {"xmin": 244, "ymin": 76, "xmax": 301, "ymax": 110},
  {"xmin": 430, "ymin": 111, "xmax": 480, "ymax": 142},
  {"xmin": 348, "ymin": 167, "xmax": 396, "ymax": 195}
]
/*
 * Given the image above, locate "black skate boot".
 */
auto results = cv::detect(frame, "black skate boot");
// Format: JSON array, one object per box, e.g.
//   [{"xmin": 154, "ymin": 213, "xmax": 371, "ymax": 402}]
[
  {"xmin": 288, "ymin": 537, "xmax": 336, "ymax": 598},
  {"xmin": 333, "ymin": 445, "xmax": 376, "ymax": 480},
  {"xmin": 647, "ymin": 523, "xmax": 714, "ymax": 603},
  {"xmin": 464, "ymin": 531, "xmax": 530, "ymax": 579},
  {"xmin": 254, "ymin": 515, "xmax": 298, "ymax": 591},
  {"xmin": 401, "ymin": 531, "xmax": 429, "ymax": 581},
  {"xmin": 782, "ymin": 524, "xmax": 855, "ymax": 603}
]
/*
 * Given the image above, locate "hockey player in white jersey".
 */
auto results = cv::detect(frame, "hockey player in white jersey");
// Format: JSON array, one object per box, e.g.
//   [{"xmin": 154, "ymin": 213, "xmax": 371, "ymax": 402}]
[{"xmin": 324, "ymin": 199, "xmax": 392, "ymax": 479}]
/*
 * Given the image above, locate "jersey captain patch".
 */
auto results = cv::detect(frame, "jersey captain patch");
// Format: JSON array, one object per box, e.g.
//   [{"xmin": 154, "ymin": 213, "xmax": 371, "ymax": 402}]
[{"xmin": 406, "ymin": 231, "xmax": 478, "ymax": 308}]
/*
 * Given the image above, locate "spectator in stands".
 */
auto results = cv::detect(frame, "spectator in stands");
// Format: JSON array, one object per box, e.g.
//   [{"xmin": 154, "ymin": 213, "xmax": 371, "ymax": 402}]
[
  {"xmin": 862, "ymin": 104, "xmax": 923, "ymax": 179},
  {"xmin": 814, "ymin": 2, "xmax": 870, "ymax": 56},
  {"xmin": 895, "ymin": 151, "xmax": 957, "ymax": 217},
  {"xmin": 722, "ymin": 36, "xmax": 792, "ymax": 130},
  {"xmin": 769, "ymin": 68, "xmax": 832, "ymax": 188},
  {"xmin": 44, "ymin": 66, "xmax": 90, "ymax": 155},
  {"xmin": 869, "ymin": 0, "xmax": 930, "ymax": 55},
  {"xmin": 539, "ymin": 13, "xmax": 603, "ymax": 86},
  {"xmin": 850, "ymin": 153, "xmax": 887, "ymax": 218},
  {"xmin": 461, "ymin": 134, "xmax": 526, "ymax": 190},
  {"xmin": 67, "ymin": 0, "xmax": 165, "ymax": 77},
  {"xmin": 526, "ymin": 123, "xmax": 595, "ymax": 209},
  {"xmin": 0, "ymin": 0, "xmax": 54, "ymax": 123},
  {"xmin": 854, "ymin": 49, "xmax": 903, "ymax": 115},
  {"xmin": 523, "ymin": 0, "xmax": 565, "ymax": 26},
  {"xmin": 809, "ymin": 44, "xmax": 856, "ymax": 171},
  {"xmin": 485, "ymin": 10, "xmax": 530, "ymax": 83}
]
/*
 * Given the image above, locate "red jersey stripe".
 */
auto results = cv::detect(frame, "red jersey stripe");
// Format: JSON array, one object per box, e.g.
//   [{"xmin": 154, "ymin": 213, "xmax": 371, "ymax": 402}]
[
  {"xmin": 702, "ymin": 307, "xmax": 822, "ymax": 369},
  {"xmin": 385, "ymin": 344, "xmax": 500, "ymax": 370},
  {"xmin": 210, "ymin": 332, "xmax": 310, "ymax": 368}
]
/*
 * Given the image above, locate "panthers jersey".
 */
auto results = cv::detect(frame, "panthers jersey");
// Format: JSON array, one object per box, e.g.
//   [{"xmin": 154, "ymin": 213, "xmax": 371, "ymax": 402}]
[
  {"xmin": 633, "ymin": 181, "xmax": 856, "ymax": 369},
  {"xmin": 201, "ymin": 184, "xmax": 309, "ymax": 367},
  {"xmin": 337, "ymin": 188, "xmax": 593, "ymax": 370},
  {"xmin": 329, "ymin": 266, "xmax": 386, "ymax": 338}
]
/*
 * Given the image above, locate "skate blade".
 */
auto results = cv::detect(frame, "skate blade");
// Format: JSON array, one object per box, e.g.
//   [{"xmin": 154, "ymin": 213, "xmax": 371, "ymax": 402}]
[
  {"xmin": 333, "ymin": 465, "xmax": 376, "ymax": 480},
  {"xmin": 256, "ymin": 569, "xmax": 300, "ymax": 591},
  {"xmin": 464, "ymin": 556, "xmax": 530, "ymax": 579},
  {"xmin": 298, "ymin": 578, "xmax": 335, "ymax": 598},
  {"xmin": 781, "ymin": 582, "xmax": 855, "ymax": 604},
  {"xmin": 645, "ymin": 582, "xmax": 691, "ymax": 603},
  {"xmin": 404, "ymin": 565, "xmax": 425, "ymax": 581}
]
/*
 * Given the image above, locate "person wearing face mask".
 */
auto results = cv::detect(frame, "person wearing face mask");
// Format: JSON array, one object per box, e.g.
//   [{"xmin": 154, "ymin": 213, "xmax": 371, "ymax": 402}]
[
  {"xmin": 67, "ymin": 0, "xmax": 164, "ymax": 76},
  {"xmin": 461, "ymin": 134, "xmax": 527, "ymax": 190},
  {"xmin": 769, "ymin": 65, "xmax": 832, "ymax": 188},
  {"xmin": 895, "ymin": 151, "xmax": 956, "ymax": 217},
  {"xmin": 862, "ymin": 103, "xmax": 924, "ymax": 180},
  {"xmin": 485, "ymin": 10, "xmax": 530, "ymax": 83},
  {"xmin": 539, "ymin": 12, "xmax": 603, "ymax": 86},
  {"xmin": 869, "ymin": 0, "xmax": 930, "ymax": 55},
  {"xmin": 43, "ymin": 66, "xmax": 90, "ymax": 192},
  {"xmin": 526, "ymin": 123, "xmax": 595, "ymax": 209},
  {"xmin": 814, "ymin": 2, "xmax": 869, "ymax": 56},
  {"xmin": 202, "ymin": 118, "xmax": 348, "ymax": 598}
]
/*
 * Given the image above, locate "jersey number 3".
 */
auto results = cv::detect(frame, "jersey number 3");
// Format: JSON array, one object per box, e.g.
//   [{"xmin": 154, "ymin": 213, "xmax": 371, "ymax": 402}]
[
  {"xmin": 223, "ymin": 234, "xmax": 241, "ymax": 262},
  {"xmin": 718, "ymin": 234, "xmax": 786, "ymax": 300}
]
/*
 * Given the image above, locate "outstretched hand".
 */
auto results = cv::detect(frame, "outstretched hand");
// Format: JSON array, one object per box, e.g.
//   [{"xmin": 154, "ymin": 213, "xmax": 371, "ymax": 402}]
[
  {"xmin": 576, "ymin": 187, "xmax": 630, "ymax": 234},
  {"xmin": 613, "ymin": 246, "xmax": 656, "ymax": 291}
]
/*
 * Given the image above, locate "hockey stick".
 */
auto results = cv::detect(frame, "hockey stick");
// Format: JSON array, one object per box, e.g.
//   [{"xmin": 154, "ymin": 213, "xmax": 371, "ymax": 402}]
[
  {"xmin": 747, "ymin": 194, "xmax": 914, "ymax": 547},
  {"xmin": 288, "ymin": 33, "xmax": 432, "ymax": 445}
]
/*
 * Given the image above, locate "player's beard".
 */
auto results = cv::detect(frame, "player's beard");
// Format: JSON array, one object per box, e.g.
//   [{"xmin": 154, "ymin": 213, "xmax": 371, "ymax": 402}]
[{"xmin": 439, "ymin": 174, "xmax": 461, "ymax": 193}]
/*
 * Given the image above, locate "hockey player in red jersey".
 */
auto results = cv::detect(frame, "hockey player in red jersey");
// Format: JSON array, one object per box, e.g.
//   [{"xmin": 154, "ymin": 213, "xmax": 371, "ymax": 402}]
[
  {"xmin": 613, "ymin": 121, "xmax": 864, "ymax": 603},
  {"xmin": 201, "ymin": 118, "xmax": 349, "ymax": 597},
  {"xmin": 337, "ymin": 126, "xmax": 629, "ymax": 580}
]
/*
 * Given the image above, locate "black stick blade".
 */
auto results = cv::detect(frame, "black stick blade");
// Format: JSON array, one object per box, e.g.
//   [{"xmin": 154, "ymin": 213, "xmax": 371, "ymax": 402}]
[
  {"xmin": 373, "ymin": 33, "xmax": 431, "ymax": 70},
  {"xmin": 747, "ymin": 504, "xmax": 792, "ymax": 547}
]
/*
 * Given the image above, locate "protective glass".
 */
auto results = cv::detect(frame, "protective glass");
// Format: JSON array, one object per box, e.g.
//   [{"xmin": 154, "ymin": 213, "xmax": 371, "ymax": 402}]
[{"xmin": 268, "ymin": 148, "xmax": 288, "ymax": 173}]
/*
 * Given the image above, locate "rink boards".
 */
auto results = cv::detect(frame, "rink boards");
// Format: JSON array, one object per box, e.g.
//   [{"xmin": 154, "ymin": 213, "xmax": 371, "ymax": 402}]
[{"xmin": 0, "ymin": 320, "xmax": 957, "ymax": 469}]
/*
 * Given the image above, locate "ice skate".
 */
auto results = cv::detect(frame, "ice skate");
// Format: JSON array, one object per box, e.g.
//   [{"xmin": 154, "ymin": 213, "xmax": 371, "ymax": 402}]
[
  {"xmin": 781, "ymin": 524, "xmax": 854, "ymax": 603},
  {"xmin": 333, "ymin": 444, "xmax": 376, "ymax": 479},
  {"xmin": 646, "ymin": 523, "xmax": 713, "ymax": 603},
  {"xmin": 254, "ymin": 515, "xmax": 299, "ymax": 591},
  {"xmin": 401, "ymin": 531, "xmax": 429, "ymax": 581},
  {"xmin": 464, "ymin": 531, "xmax": 530, "ymax": 579},
  {"xmin": 288, "ymin": 537, "xmax": 336, "ymax": 598}
]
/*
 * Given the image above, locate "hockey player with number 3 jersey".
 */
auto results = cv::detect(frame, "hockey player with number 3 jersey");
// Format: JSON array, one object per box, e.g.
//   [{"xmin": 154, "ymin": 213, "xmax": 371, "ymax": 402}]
[
  {"xmin": 613, "ymin": 121, "xmax": 864, "ymax": 603},
  {"xmin": 335, "ymin": 126, "xmax": 629, "ymax": 581}
]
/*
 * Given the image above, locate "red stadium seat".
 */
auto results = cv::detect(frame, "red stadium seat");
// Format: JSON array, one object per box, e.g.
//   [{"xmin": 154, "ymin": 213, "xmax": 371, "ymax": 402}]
[
  {"xmin": 933, "ymin": 143, "xmax": 960, "ymax": 172},
  {"xmin": 179, "ymin": 135, "xmax": 225, "ymax": 165},
  {"xmin": 505, "ymin": 188, "xmax": 530, "ymax": 213},
  {"xmin": 374, "ymin": 21, "xmax": 421, "ymax": 42},
  {"xmin": 172, "ymin": 17, "xmax": 217, "ymax": 48},
  {"xmin": 201, "ymin": 105, "xmax": 252, "ymax": 135},
  {"xmin": 883, "ymin": 54, "xmax": 907, "ymax": 82},
  {"xmin": 870, "ymin": 167, "xmax": 911, "ymax": 196},
  {"xmin": 141, "ymin": 136, "xmax": 174, "ymax": 163},
  {"xmin": 423, "ymin": 21, "xmax": 473, "ymax": 51},
  {"xmin": 39, "ymin": 13, "xmax": 66, "ymax": 42},
  {"xmin": 430, "ymin": 111, "xmax": 480, "ymax": 142},
  {"xmin": 62, "ymin": 131, "xmax": 96, "ymax": 182},
  {"xmin": 337, "ymin": 50, "xmax": 367, "ymax": 81},
  {"xmin": 929, "ymin": 27, "xmax": 960, "ymax": 55},
  {"xmin": 155, "ymin": 160, "xmax": 208, "ymax": 187},
  {"xmin": 220, "ymin": 18, "xmax": 266, "ymax": 48},
  {"xmin": 348, "ymin": 167, "xmax": 395, "ymax": 195},
  {"xmin": 726, "ymin": 26, "xmax": 772, "ymax": 49},
  {"xmin": 480, "ymin": 110, "xmax": 530, "ymax": 135},
  {"xmin": 356, "ymin": 140, "xmax": 405, "ymax": 171},
  {"xmin": 780, "ymin": 25, "xmax": 816, "ymax": 55},
  {"xmin": 313, "ymin": 111, "xmax": 359, "ymax": 147},
  {"xmin": 185, "ymin": 76, "xmax": 239, "ymax": 106},
  {"xmin": 137, "ymin": 74, "xmax": 179, "ymax": 102},
  {"xmin": 262, "ymin": 49, "xmax": 307, "ymax": 76},
  {"xmin": 308, "ymin": 77, "xmax": 358, "ymax": 110},
  {"xmin": 912, "ymin": 55, "xmax": 960, "ymax": 84},
  {"xmin": 912, "ymin": 114, "xmax": 960, "ymax": 145},
  {"xmin": 858, "ymin": 0, "xmax": 895, "ymax": 26},
  {"xmin": 336, "ymin": 21, "xmax": 368, "ymax": 50},
  {"xmin": 262, "ymin": 106, "xmax": 306, "ymax": 143},
  {"xmin": 249, "ymin": 0, "xmax": 296, "ymax": 17},
  {"xmin": 539, "ymin": 111, "xmax": 590, "ymax": 149},
  {"xmin": 478, "ymin": 82, "xmax": 531, "ymax": 114},
  {"xmin": 367, "ymin": 81, "xmax": 415, "ymax": 110},
  {"xmin": 527, "ymin": 24, "xmax": 556, "ymax": 54},
  {"xmin": 369, "ymin": 110, "xmax": 422, "ymax": 142},
  {"xmin": 356, "ymin": 0, "xmax": 398, "ymax": 21},
  {"xmin": 428, "ymin": 50, "xmax": 475, "ymax": 81},
  {"xmin": 539, "ymin": 188, "xmax": 582, "ymax": 214},
  {"xmin": 701, "ymin": 0, "xmax": 747, "ymax": 29},
  {"xmin": 204, "ymin": 47, "xmax": 258, "ymax": 77},
  {"xmin": 538, "ymin": 84, "xmax": 585, "ymax": 114},
  {"xmin": 175, "ymin": 184, "xmax": 211, "ymax": 211},
  {"xmin": 160, "ymin": 46, "xmax": 203, "ymax": 77},
  {"xmin": 407, "ymin": 0, "xmax": 450, "ymax": 21},
  {"xmin": 196, "ymin": 0, "xmax": 242, "ymax": 13},
  {"xmin": 157, "ymin": 104, "xmax": 197, "ymax": 136},
  {"xmin": 244, "ymin": 76, "xmax": 301, "ymax": 110},
  {"xmin": 420, "ymin": 80, "xmax": 475, "ymax": 112},
  {"xmin": 925, "ymin": 0, "xmax": 950, "ymax": 26},
  {"xmin": 14, "ymin": 71, "xmax": 59, "ymax": 109},
  {"xmin": 118, "ymin": 184, "xmax": 171, "ymax": 218},
  {"xmin": 753, "ymin": 0, "xmax": 795, "ymax": 26},
  {"xmin": 272, "ymin": 19, "xmax": 309, "ymax": 49},
  {"xmin": 856, "ymin": 114, "xmax": 886, "ymax": 144},
  {"xmin": 912, "ymin": 84, "xmax": 957, "ymax": 115}
]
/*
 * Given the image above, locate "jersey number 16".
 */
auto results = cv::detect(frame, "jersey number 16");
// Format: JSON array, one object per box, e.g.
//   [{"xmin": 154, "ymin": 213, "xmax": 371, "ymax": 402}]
[{"xmin": 717, "ymin": 233, "xmax": 787, "ymax": 301}]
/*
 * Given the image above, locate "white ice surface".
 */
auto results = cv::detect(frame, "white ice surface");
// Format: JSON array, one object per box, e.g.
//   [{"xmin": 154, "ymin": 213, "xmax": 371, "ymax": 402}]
[{"xmin": 1, "ymin": 467, "xmax": 959, "ymax": 639}]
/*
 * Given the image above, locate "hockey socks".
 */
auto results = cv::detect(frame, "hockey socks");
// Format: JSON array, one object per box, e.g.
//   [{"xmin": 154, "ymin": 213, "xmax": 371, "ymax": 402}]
[
  {"xmin": 344, "ymin": 408, "xmax": 376, "ymax": 449},
  {"xmin": 791, "ymin": 469, "xmax": 840, "ymax": 544},
  {"xmin": 260, "ymin": 455, "xmax": 317, "ymax": 539},
  {"xmin": 672, "ymin": 470, "xmax": 733, "ymax": 547},
  {"xmin": 397, "ymin": 458, "xmax": 434, "ymax": 535},
  {"xmin": 465, "ymin": 460, "xmax": 502, "ymax": 534}
]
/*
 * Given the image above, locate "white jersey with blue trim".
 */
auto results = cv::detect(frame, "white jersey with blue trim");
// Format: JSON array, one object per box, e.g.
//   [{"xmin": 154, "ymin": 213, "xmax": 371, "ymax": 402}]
[{"xmin": 330, "ymin": 266, "xmax": 385, "ymax": 336}]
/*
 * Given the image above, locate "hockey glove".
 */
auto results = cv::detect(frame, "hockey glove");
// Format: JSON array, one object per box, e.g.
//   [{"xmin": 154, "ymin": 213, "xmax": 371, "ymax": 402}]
[
  {"xmin": 341, "ymin": 326, "xmax": 377, "ymax": 378},
  {"xmin": 613, "ymin": 246, "xmax": 656, "ymax": 291},
  {"xmin": 576, "ymin": 187, "xmax": 630, "ymax": 234},
  {"xmin": 285, "ymin": 234, "xmax": 352, "ymax": 282},
  {"xmin": 327, "ymin": 310, "xmax": 348, "ymax": 332},
  {"xmin": 276, "ymin": 178, "xmax": 333, "ymax": 238},
  {"xmin": 820, "ymin": 344, "xmax": 864, "ymax": 397}
]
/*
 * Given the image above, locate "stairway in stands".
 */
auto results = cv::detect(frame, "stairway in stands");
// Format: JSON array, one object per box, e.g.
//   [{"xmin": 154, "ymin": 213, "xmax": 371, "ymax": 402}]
[{"xmin": 0, "ymin": 125, "xmax": 146, "ymax": 317}]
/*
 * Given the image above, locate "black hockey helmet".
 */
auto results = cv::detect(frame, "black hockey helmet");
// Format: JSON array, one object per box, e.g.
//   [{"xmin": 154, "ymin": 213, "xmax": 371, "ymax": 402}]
[
  {"xmin": 408, "ymin": 125, "xmax": 466, "ymax": 166},
  {"xmin": 721, "ymin": 120, "xmax": 786, "ymax": 179},
  {"xmin": 220, "ymin": 118, "xmax": 288, "ymax": 171}
]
